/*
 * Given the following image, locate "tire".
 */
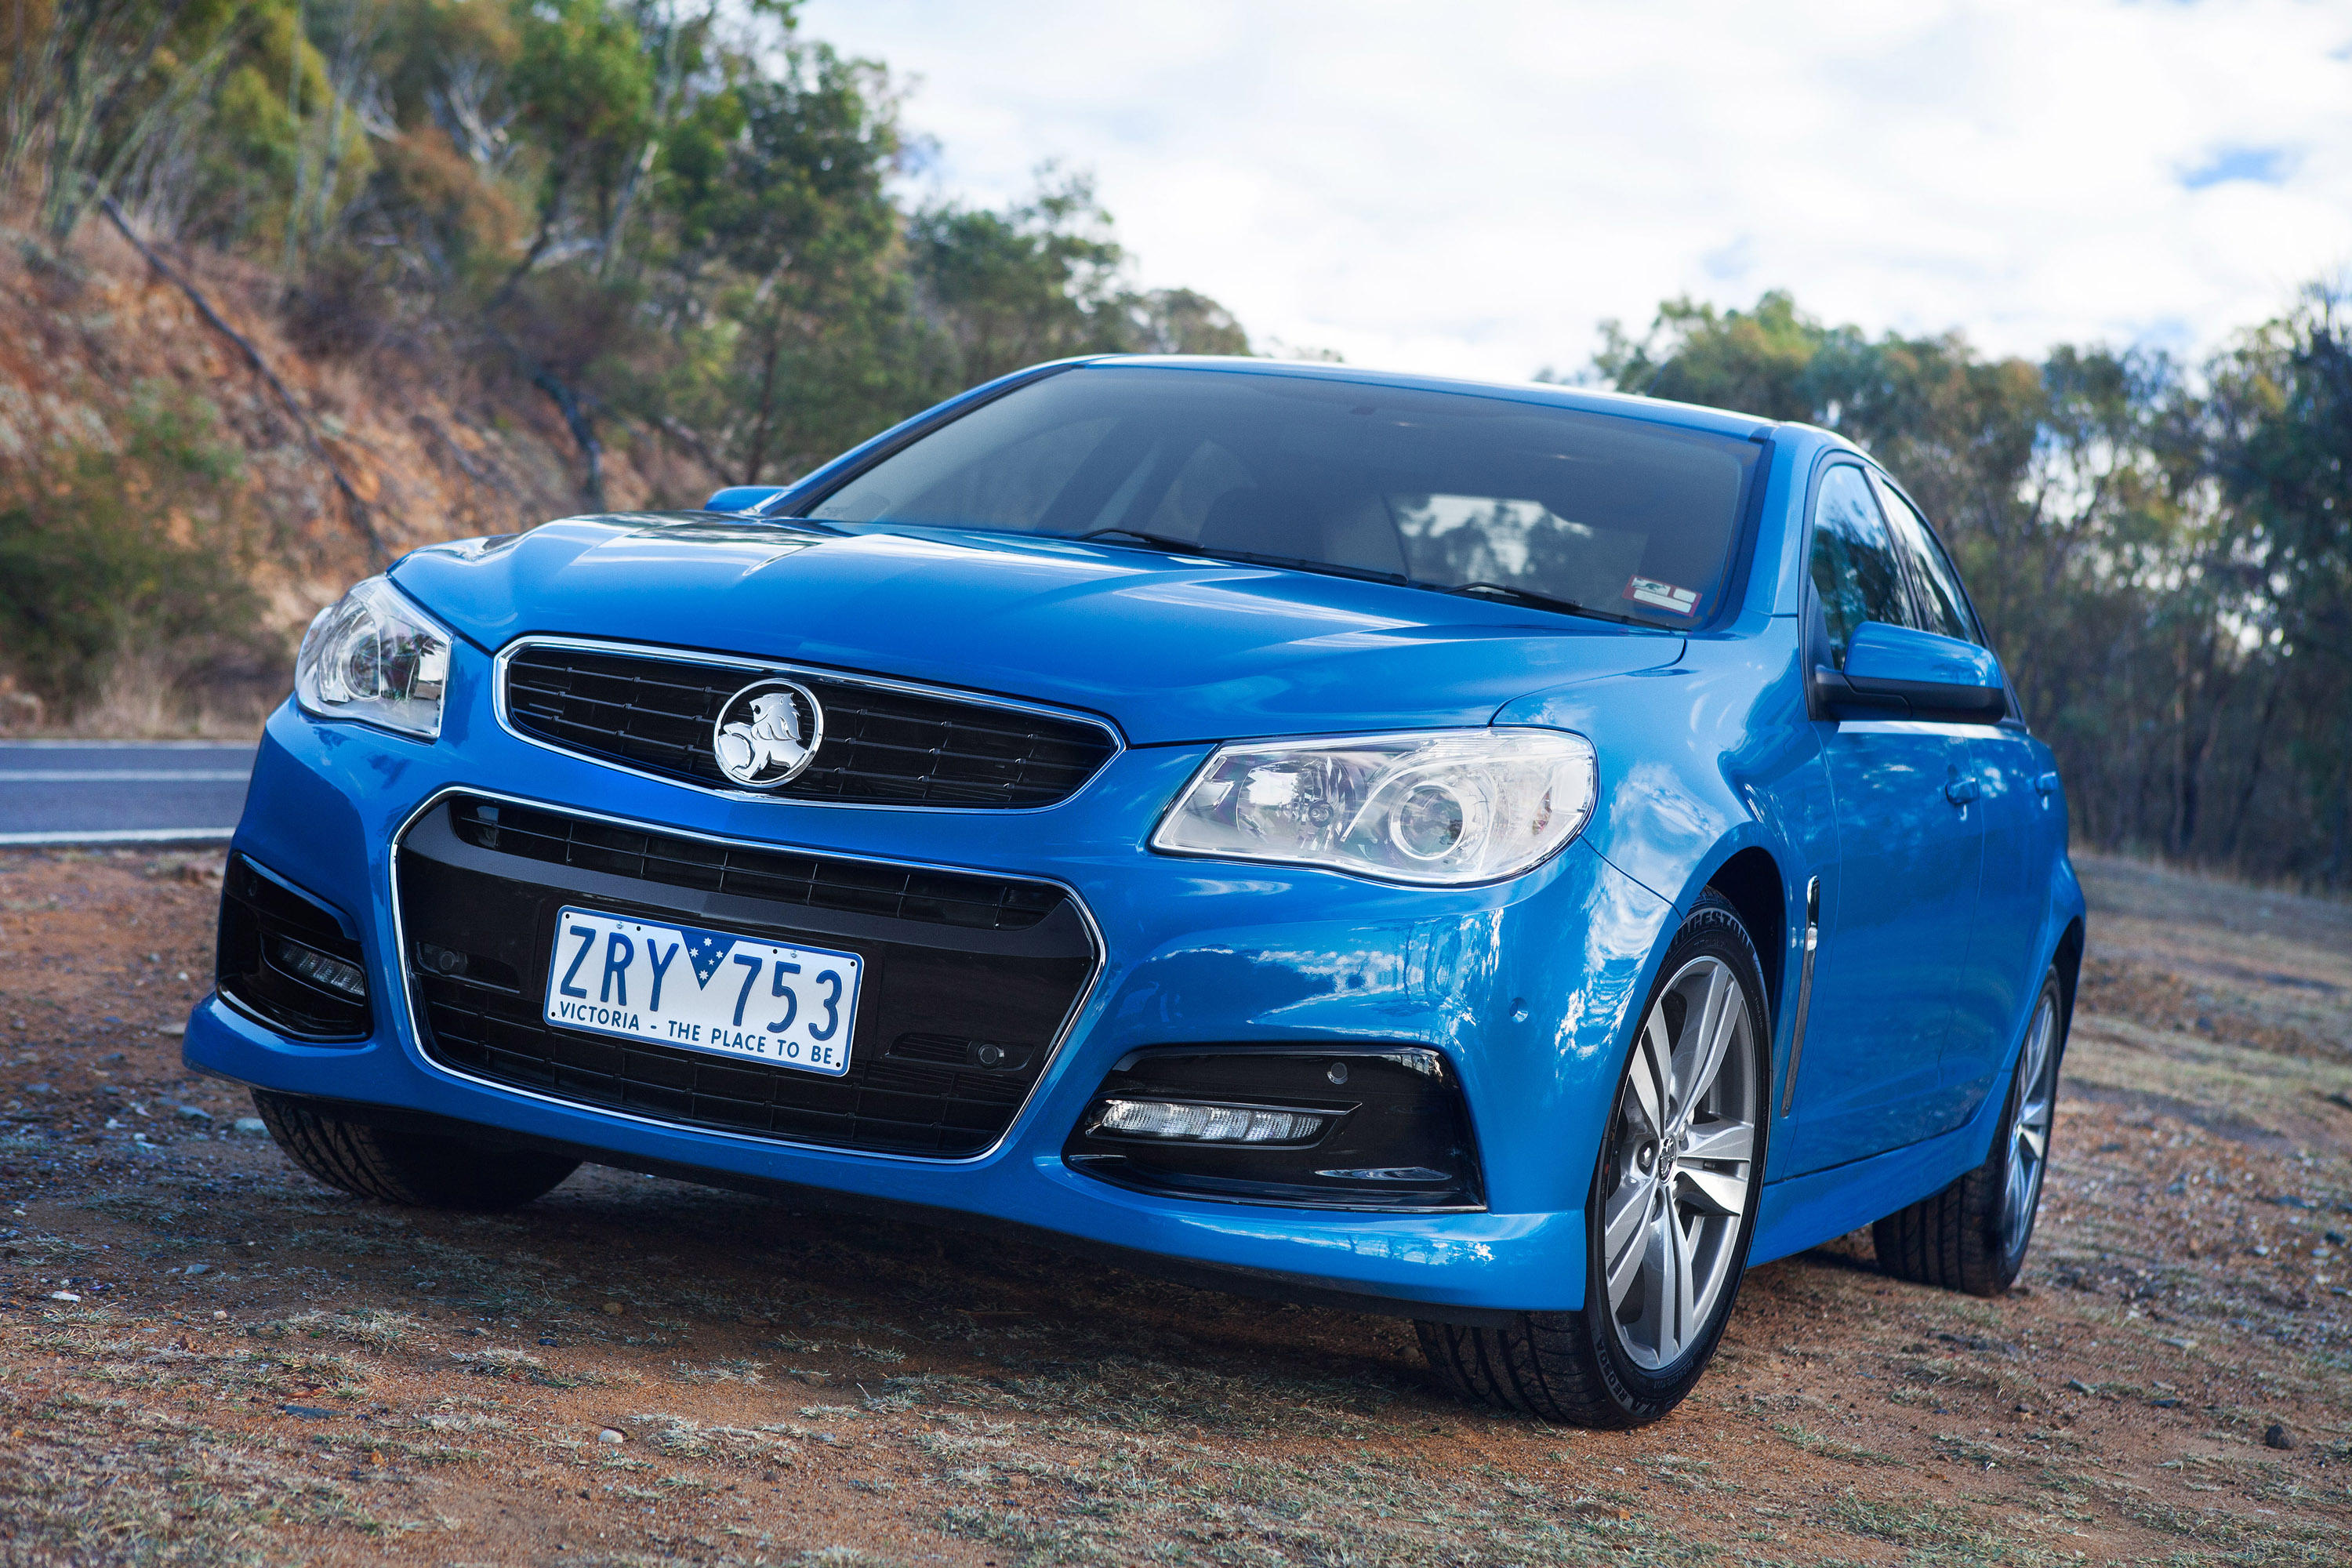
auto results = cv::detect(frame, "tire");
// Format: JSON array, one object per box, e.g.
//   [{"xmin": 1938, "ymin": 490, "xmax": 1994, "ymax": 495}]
[
  {"xmin": 252, "ymin": 1091, "xmax": 579, "ymax": 1210},
  {"xmin": 1417, "ymin": 891, "xmax": 1770, "ymax": 1427},
  {"xmin": 1874, "ymin": 965, "xmax": 2067, "ymax": 1296}
]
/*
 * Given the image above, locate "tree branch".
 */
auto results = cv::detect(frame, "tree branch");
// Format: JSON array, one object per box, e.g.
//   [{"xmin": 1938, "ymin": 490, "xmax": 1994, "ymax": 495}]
[{"xmin": 485, "ymin": 323, "xmax": 604, "ymax": 510}]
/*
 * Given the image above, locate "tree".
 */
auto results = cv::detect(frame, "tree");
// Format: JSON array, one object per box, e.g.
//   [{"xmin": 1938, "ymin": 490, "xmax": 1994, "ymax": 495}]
[{"xmin": 1588, "ymin": 288, "xmax": 2350, "ymax": 884}]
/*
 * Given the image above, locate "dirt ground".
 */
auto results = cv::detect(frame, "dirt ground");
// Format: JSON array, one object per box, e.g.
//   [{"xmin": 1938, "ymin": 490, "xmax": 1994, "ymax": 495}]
[{"xmin": 2, "ymin": 849, "xmax": 2347, "ymax": 1566}]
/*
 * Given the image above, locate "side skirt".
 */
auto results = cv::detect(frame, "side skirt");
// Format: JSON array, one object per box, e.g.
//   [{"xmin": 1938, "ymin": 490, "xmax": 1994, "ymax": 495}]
[{"xmin": 1745, "ymin": 1077, "xmax": 2010, "ymax": 1267}]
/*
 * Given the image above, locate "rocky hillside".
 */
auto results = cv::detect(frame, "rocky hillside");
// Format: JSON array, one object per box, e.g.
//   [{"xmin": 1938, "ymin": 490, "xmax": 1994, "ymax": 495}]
[{"xmin": 0, "ymin": 216, "xmax": 722, "ymax": 734}]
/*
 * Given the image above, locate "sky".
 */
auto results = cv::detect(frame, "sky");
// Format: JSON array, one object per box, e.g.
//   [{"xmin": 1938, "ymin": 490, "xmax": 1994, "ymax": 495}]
[{"xmin": 793, "ymin": 0, "xmax": 2352, "ymax": 383}]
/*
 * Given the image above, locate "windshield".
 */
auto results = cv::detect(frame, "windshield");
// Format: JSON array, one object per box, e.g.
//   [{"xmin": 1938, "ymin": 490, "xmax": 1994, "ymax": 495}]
[{"xmin": 800, "ymin": 365, "xmax": 1763, "ymax": 627}]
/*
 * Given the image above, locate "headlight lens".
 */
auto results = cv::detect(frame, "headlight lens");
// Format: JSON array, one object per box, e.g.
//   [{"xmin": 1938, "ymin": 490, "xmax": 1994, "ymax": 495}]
[
  {"xmin": 1150, "ymin": 728, "xmax": 1598, "ymax": 885},
  {"xmin": 292, "ymin": 576, "xmax": 452, "ymax": 739}
]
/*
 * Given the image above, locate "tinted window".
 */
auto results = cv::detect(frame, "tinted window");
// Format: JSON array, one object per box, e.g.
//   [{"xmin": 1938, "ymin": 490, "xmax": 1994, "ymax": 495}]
[
  {"xmin": 1809, "ymin": 465, "xmax": 1909, "ymax": 663},
  {"xmin": 805, "ymin": 366, "xmax": 1763, "ymax": 628},
  {"xmin": 1871, "ymin": 474, "xmax": 1980, "ymax": 645}
]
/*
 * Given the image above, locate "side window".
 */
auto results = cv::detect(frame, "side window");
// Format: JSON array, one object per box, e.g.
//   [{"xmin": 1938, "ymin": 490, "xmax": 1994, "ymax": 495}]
[
  {"xmin": 1872, "ymin": 474, "xmax": 1979, "ymax": 645},
  {"xmin": 1809, "ymin": 465, "xmax": 1910, "ymax": 666}
]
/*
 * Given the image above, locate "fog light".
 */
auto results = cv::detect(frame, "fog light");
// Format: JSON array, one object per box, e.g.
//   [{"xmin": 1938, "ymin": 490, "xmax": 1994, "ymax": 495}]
[
  {"xmin": 271, "ymin": 935, "xmax": 366, "ymax": 999},
  {"xmin": 1094, "ymin": 1098, "xmax": 1327, "ymax": 1145},
  {"xmin": 1064, "ymin": 1046, "xmax": 1485, "ymax": 1211}
]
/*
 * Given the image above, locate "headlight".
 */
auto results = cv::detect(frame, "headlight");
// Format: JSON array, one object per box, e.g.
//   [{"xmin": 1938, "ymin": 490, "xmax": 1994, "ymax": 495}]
[
  {"xmin": 1150, "ymin": 728, "xmax": 1598, "ymax": 886},
  {"xmin": 292, "ymin": 576, "xmax": 452, "ymax": 739}
]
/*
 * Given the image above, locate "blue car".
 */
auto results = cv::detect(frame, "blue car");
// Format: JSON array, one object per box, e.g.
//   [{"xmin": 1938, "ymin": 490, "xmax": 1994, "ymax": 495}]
[{"xmin": 191, "ymin": 358, "xmax": 2082, "ymax": 1427}]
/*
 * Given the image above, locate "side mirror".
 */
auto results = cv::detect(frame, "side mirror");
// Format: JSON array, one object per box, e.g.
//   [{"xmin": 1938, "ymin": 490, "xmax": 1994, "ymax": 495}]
[
  {"xmin": 1812, "ymin": 621, "xmax": 2006, "ymax": 724},
  {"xmin": 702, "ymin": 485, "xmax": 788, "ymax": 514}
]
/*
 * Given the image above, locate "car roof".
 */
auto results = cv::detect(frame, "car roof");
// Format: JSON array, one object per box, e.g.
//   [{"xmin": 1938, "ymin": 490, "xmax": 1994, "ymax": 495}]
[{"xmin": 1076, "ymin": 354, "xmax": 1783, "ymax": 442}]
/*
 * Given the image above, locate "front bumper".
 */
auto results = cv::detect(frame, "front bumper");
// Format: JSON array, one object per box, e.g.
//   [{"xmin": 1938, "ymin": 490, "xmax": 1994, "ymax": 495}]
[{"xmin": 189, "ymin": 681, "xmax": 1675, "ymax": 1317}]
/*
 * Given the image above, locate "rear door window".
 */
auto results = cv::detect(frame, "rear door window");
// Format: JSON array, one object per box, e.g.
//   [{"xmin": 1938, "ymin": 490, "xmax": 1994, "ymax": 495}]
[{"xmin": 1809, "ymin": 464, "xmax": 1911, "ymax": 665}]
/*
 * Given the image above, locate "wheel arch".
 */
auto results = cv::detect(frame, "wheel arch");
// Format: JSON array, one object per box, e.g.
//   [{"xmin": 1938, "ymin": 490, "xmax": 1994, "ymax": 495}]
[
  {"xmin": 1703, "ymin": 846, "xmax": 1787, "ymax": 1031},
  {"xmin": 2049, "ymin": 915, "xmax": 2086, "ymax": 1061},
  {"xmin": 2051, "ymin": 915, "xmax": 2085, "ymax": 1017}
]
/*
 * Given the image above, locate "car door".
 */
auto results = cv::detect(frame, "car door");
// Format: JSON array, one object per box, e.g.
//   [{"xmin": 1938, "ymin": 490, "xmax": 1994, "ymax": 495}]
[
  {"xmin": 1784, "ymin": 463, "xmax": 1986, "ymax": 1175},
  {"xmin": 1873, "ymin": 474, "xmax": 2045, "ymax": 1131}
]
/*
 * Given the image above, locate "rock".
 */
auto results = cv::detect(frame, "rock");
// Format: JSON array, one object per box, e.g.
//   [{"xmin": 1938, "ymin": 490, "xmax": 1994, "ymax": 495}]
[
  {"xmin": 232, "ymin": 1117, "xmax": 267, "ymax": 1135},
  {"xmin": 602, "ymin": 1301, "xmax": 624, "ymax": 1316},
  {"xmin": 597, "ymin": 1428, "xmax": 626, "ymax": 1444},
  {"xmin": 184, "ymin": 1263, "xmax": 210, "ymax": 1276},
  {"xmin": 174, "ymin": 1105, "xmax": 212, "ymax": 1122},
  {"xmin": 2265, "ymin": 1423, "xmax": 2297, "ymax": 1450},
  {"xmin": 49, "ymin": 1290, "xmax": 80, "ymax": 1302}
]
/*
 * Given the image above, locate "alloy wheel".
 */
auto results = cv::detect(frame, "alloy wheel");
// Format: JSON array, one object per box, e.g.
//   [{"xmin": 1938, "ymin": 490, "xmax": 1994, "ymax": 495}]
[
  {"xmin": 2001, "ymin": 987, "xmax": 2060, "ymax": 1256},
  {"xmin": 1601, "ymin": 954, "xmax": 1760, "ymax": 1370}
]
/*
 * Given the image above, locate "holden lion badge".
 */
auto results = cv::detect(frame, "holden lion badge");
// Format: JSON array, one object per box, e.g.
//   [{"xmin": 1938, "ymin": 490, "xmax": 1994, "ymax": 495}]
[{"xmin": 713, "ymin": 678, "xmax": 824, "ymax": 789}]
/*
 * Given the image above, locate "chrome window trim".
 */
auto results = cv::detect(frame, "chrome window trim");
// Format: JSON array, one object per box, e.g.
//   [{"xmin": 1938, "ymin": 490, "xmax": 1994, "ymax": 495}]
[
  {"xmin": 491, "ymin": 634, "xmax": 1126, "ymax": 813},
  {"xmin": 385, "ymin": 784, "xmax": 1109, "ymax": 1167}
]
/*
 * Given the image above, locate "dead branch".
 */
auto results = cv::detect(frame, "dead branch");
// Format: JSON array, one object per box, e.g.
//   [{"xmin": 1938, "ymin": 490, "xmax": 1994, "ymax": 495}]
[
  {"xmin": 653, "ymin": 412, "xmax": 728, "ymax": 486},
  {"xmin": 100, "ymin": 194, "xmax": 386, "ymax": 567},
  {"xmin": 485, "ymin": 322, "xmax": 604, "ymax": 510},
  {"xmin": 410, "ymin": 411, "xmax": 515, "ymax": 494}
]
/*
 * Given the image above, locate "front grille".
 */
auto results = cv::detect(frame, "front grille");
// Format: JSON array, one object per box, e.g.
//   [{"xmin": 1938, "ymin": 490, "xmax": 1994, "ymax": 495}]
[
  {"xmin": 397, "ymin": 797, "xmax": 1097, "ymax": 1157},
  {"xmin": 502, "ymin": 643, "xmax": 1118, "ymax": 808},
  {"xmin": 449, "ymin": 797, "xmax": 1062, "ymax": 931}
]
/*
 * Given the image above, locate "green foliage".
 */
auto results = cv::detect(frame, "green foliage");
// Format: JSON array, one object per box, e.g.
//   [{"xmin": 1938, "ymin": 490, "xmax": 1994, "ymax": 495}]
[
  {"xmin": 4, "ymin": 0, "xmax": 1254, "ymax": 524},
  {"xmin": 0, "ymin": 383, "xmax": 278, "ymax": 709},
  {"xmin": 1595, "ymin": 288, "xmax": 2352, "ymax": 884},
  {"xmin": 1597, "ymin": 290, "xmax": 1842, "ymax": 421}
]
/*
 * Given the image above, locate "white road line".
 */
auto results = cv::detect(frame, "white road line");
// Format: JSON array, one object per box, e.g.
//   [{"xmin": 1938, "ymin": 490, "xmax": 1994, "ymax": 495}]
[
  {"xmin": 0, "ymin": 827, "xmax": 236, "ymax": 845},
  {"xmin": 0, "ymin": 770, "xmax": 250, "ymax": 782}
]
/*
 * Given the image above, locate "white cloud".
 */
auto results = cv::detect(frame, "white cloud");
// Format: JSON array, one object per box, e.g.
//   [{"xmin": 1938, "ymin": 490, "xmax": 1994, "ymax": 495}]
[{"xmin": 796, "ymin": 0, "xmax": 2352, "ymax": 381}]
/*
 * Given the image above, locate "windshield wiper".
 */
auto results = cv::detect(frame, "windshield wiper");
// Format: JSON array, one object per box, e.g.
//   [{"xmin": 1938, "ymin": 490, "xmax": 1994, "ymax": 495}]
[
  {"xmin": 1069, "ymin": 528, "xmax": 1409, "ymax": 586},
  {"xmin": 1073, "ymin": 530, "xmax": 1660, "ymax": 627},
  {"xmin": 1074, "ymin": 526, "xmax": 1218, "ymax": 554},
  {"xmin": 1443, "ymin": 582, "xmax": 1653, "ymax": 628}
]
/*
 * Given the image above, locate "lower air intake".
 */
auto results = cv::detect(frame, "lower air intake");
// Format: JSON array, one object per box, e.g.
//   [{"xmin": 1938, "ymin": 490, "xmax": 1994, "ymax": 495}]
[{"xmin": 216, "ymin": 855, "xmax": 372, "ymax": 1042}]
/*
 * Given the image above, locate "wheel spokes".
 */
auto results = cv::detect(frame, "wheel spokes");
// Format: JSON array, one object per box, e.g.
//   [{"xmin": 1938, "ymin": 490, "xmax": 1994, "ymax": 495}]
[
  {"xmin": 1628, "ymin": 1012, "xmax": 1672, "ymax": 1138},
  {"xmin": 1603, "ymin": 1178, "xmax": 1653, "ymax": 1305},
  {"xmin": 1676, "ymin": 963, "xmax": 1739, "ymax": 1131},
  {"xmin": 1679, "ymin": 1119, "xmax": 1754, "ymax": 1165},
  {"xmin": 1606, "ymin": 948, "xmax": 1762, "ymax": 1371},
  {"xmin": 1635, "ymin": 1206, "xmax": 1675, "ymax": 1361},
  {"xmin": 1677, "ymin": 1165, "xmax": 1749, "ymax": 1218},
  {"xmin": 2001, "ymin": 988, "xmax": 2061, "ymax": 1243},
  {"xmin": 1664, "ymin": 1208, "xmax": 1697, "ymax": 1362}
]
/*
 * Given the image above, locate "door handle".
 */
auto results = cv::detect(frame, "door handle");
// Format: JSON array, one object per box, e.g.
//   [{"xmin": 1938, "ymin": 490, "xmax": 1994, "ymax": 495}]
[
  {"xmin": 1944, "ymin": 777, "xmax": 1980, "ymax": 807},
  {"xmin": 2034, "ymin": 771, "xmax": 2060, "ymax": 797}
]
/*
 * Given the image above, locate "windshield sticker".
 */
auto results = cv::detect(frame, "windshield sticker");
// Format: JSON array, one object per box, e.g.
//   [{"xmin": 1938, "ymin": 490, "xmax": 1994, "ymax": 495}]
[{"xmin": 1624, "ymin": 575, "xmax": 1701, "ymax": 616}]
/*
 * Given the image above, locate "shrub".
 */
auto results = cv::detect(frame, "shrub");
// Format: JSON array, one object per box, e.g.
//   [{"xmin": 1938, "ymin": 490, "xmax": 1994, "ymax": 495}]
[{"xmin": 0, "ymin": 383, "xmax": 284, "ymax": 725}]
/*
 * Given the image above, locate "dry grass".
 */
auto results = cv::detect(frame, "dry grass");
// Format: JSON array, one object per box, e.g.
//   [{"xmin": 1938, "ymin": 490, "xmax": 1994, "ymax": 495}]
[{"xmin": 2, "ymin": 846, "xmax": 2350, "ymax": 1565}]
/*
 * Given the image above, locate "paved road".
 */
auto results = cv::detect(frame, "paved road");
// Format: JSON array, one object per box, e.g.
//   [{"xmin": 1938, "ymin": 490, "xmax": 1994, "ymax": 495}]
[{"xmin": 0, "ymin": 740, "xmax": 256, "ymax": 846}]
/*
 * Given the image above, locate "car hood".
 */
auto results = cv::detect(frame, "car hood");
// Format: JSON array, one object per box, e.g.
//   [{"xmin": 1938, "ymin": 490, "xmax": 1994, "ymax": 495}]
[{"xmin": 392, "ymin": 514, "xmax": 1686, "ymax": 745}]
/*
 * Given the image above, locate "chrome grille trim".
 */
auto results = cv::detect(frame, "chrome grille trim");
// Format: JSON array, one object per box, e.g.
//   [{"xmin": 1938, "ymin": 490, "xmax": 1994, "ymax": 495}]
[{"xmin": 491, "ymin": 635, "xmax": 1123, "ymax": 811}]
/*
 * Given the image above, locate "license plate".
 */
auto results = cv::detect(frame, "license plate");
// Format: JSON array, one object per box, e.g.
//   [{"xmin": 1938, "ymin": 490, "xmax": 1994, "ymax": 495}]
[{"xmin": 543, "ymin": 906, "xmax": 862, "ymax": 1076}]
